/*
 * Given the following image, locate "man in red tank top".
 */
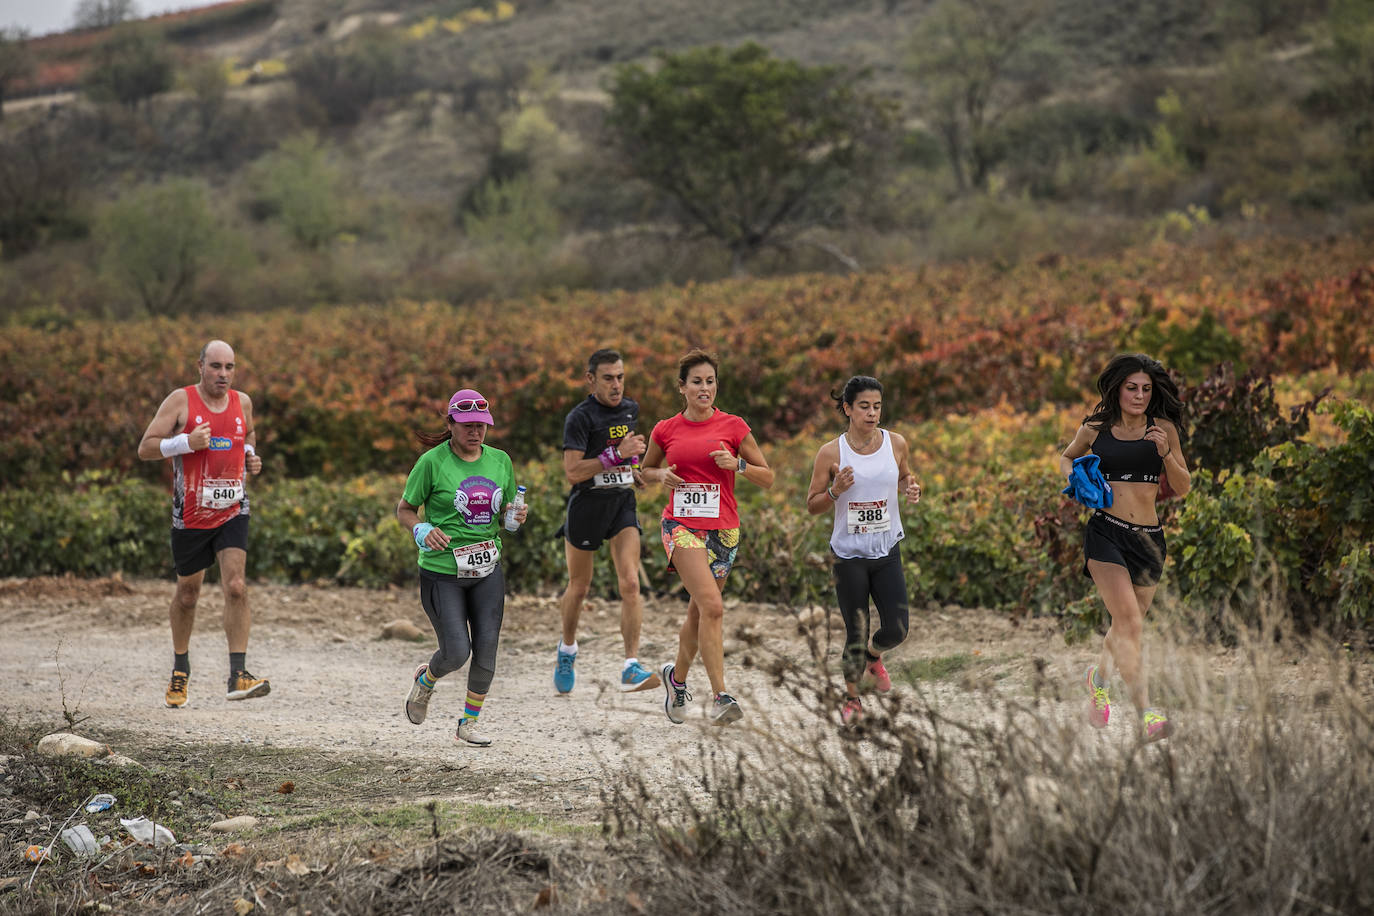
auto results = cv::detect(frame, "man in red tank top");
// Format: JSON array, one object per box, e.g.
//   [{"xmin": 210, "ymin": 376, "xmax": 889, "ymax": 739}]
[{"xmin": 138, "ymin": 340, "xmax": 269, "ymax": 709}]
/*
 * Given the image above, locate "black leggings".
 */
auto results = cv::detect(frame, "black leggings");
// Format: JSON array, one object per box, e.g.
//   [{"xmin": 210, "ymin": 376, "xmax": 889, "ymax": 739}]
[
  {"xmin": 418, "ymin": 566, "xmax": 505, "ymax": 695},
  {"xmin": 833, "ymin": 543, "xmax": 910, "ymax": 684}
]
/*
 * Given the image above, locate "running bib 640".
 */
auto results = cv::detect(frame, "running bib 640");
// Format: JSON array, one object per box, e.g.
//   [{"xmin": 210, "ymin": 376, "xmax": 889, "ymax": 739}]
[
  {"xmin": 593, "ymin": 467, "xmax": 634, "ymax": 488},
  {"xmin": 847, "ymin": 499, "xmax": 891, "ymax": 534},
  {"xmin": 199, "ymin": 478, "xmax": 244, "ymax": 510},
  {"xmin": 673, "ymin": 483, "xmax": 720, "ymax": 519},
  {"xmin": 452, "ymin": 539, "xmax": 500, "ymax": 579}
]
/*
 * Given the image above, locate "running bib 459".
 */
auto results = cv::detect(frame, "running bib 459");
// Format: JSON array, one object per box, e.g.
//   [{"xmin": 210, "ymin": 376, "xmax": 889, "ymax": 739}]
[
  {"xmin": 452, "ymin": 540, "xmax": 500, "ymax": 579},
  {"xmin": 199, "ymin": 478, "xmax": 244, "ymax": 511},
  {"xmin": 847, "ymin": 499, "xmax": 891, "ymax": 534},
  {"xmin": 673, "ymin": 483, "xmax": 720, "ymax": 519}
]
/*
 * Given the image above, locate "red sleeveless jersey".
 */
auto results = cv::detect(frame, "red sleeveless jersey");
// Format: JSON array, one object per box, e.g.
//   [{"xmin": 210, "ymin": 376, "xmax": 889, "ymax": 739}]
[{"xmin": 172, "ymin": 386, "xmax": 249, "ymax": 529}]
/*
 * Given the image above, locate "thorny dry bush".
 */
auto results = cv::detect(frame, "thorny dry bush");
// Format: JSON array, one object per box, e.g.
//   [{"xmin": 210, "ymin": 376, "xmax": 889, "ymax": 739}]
[
  {"xmin": 604, "ymin": 614, "xmax": 1374, "ymax": 915},
  {"xmin": 5, "ymin": 611, "xmax": 1373, "ymax": 914}
]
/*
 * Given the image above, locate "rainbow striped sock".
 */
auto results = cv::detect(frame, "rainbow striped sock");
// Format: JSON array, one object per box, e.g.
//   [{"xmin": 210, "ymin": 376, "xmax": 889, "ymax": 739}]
[
  {"xmin": 418, "ymin": 668, "xmax": 436, "ymax": 689},
  {"xmin": 463, "ymin": 695, "xmax": 484, "ymax": 721}
]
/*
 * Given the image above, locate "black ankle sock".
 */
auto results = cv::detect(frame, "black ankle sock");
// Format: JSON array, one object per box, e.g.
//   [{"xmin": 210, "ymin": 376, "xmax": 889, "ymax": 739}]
[
  {"xmin": 174, "ymin": 653, "xmax": 190, "ymax": 676},
  {"xmin": 229, "ymin": 652, "xmax": 246, "ymax": 675}
]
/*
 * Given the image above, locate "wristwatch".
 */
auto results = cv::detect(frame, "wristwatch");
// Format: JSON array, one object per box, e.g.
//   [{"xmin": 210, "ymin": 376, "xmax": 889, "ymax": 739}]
[{"xmin": 737, "ymin": 456, "xmax": 747, "ymax": 473}]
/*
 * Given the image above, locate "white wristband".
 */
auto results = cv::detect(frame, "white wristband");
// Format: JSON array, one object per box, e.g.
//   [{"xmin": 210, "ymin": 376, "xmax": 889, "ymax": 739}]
[
  {"xmin": 159, "ymin": 433, "xmax": 193, "ymax": 458},
  {"xmin": 244, "ymin": 443, "xmax": 256, "ymax": 457}
]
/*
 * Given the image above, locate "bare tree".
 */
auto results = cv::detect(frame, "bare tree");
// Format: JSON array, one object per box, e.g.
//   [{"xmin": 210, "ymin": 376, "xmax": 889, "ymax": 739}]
[
  {"xmin": 906, "ymin": 0, "xmax": 1058, "ymax": 193},
  {"xmin": 72, "ymin": 0, "xmax": 142, "ymax": 31}
]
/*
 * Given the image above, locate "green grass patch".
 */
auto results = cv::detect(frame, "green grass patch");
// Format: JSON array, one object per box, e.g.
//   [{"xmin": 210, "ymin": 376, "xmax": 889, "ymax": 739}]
[{"xmin": 266, "ymin": 800, "xmax": 594, "ymax": 839}]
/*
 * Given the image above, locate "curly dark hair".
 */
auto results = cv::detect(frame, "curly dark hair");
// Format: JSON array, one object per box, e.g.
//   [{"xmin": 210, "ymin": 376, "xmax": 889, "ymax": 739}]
[{"xmin": 1083, "ymin": 353, "xmax": 1185, "ymax": 432}]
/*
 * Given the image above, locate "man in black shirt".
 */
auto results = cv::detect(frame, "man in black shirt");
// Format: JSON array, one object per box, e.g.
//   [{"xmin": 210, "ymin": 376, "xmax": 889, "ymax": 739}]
[{"xmin": 553, "ymin": 349, "xmax": 659, "ymax": 695}]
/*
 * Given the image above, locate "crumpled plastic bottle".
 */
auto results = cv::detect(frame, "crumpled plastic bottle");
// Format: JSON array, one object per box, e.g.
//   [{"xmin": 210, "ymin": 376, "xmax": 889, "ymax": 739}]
[
  {"xmin": 84, "ymin": 794, "xmax": 116, "ymax": 813},
  {"xmin": 120, "ymin": 816, "xmax": 176, "ymax": 847},
  {"xmin": 60, "ymin": 825, "xmax": 99, "ymax": 857}
]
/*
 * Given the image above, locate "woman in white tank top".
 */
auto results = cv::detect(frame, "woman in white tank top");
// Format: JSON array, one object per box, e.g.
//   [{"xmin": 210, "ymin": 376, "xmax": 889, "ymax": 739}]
[{"xmin": 806, "ymin": 376, "xmax": 922, "ymax": 726}]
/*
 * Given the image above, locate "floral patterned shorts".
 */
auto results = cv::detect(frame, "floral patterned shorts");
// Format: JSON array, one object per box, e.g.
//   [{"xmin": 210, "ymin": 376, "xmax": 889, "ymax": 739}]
[{"xmin": 660, "ymin": 518, "xmax": 740, "ymax": 579}]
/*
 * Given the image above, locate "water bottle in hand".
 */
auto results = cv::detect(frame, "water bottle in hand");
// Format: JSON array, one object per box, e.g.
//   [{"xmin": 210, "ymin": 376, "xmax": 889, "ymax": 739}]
[{"xmin": 503, "ymin": 485, "xmax": 526, "ymax": 531}]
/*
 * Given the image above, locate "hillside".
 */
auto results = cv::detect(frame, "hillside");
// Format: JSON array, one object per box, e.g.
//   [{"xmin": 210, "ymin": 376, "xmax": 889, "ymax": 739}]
[{"xmin": 1, "ymin": 0, "xmax": 1370, "ymax": 319}]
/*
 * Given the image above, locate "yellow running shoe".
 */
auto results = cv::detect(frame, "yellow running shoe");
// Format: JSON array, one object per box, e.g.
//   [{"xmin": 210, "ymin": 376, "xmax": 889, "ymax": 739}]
[
  {"xmin": 227, "ymin": 670, "xmax": 271, "ymax": 701},
  {"xmin": 1142, "ymin": 708, "xmax": 1173, "ymax": 743},
  {"xmin": 1085, "ymin": 665, "xmax": 1110, "ymax": 729},
  {"xmin": 164, "ymin": 671, "xmax": 189, "ymax": 708}
]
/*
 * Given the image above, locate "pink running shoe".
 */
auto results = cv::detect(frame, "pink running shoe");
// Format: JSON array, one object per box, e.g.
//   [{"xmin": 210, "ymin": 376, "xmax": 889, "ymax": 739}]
[
  {"xmin": 1085, "ymin": 665, "xmax": 1110, "ymax": 729},
  {"xmin": 1142, "ymin": 708, "xmax": 1173, "ymax": 743},
  {"xmin": 841, "ymin": 696, "xmax": 863, "ymax": 726},
  {"xmin": 863, "ymin": 659, "xmax": 893, "ymax": 693}
]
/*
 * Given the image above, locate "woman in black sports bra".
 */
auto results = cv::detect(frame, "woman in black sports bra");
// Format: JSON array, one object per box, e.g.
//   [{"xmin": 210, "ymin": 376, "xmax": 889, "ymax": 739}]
[{"xmin": 1060, "ymin": 353, "xmax": 1191, "ymax": 743}]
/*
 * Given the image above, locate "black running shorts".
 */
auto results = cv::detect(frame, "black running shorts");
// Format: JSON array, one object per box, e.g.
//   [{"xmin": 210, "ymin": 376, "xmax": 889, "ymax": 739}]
[
  {"xmin": 563, "ymin": 487, "xmax": 639, "ymax": 551},
  {"xmin": 1082, "ymin": 510, "xmax": 1166, "ymax": 587},
  {"xmin": 171, "ymin": 513, "xmax": 249, "ymax": 577}
]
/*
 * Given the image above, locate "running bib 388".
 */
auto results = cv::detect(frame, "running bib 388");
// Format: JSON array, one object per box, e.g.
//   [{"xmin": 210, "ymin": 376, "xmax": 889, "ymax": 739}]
[
  {"xmin": 593, "ymin": 467, "xmax": 634, "ymax": 488},
  {"xmin": 452, "ymin": 539, "xmax": 500, "ymax": 579},
  {"xmin": 847, "ymin": 499, "xmax": 891, "ymax": 534},
  {"xmin": 673, "ymin": 483, "xmax": 721, "ymax": 519},
  {"xmin": 199, "ymin": 478, "xmax": 244, "ymax": 511}
]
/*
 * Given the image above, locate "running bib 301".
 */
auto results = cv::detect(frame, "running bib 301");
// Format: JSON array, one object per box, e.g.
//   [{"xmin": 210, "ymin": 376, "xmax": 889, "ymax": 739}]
[
  {"xmin": 593, "ymin": 467, "xmax": 634, "ymax": 488},
  {"xmin": 847, "ymin": 499, "xmax": 891, "ymax": 534},
  {"xmin": 199, "ymin": 478, "xmax": 244, "ymax": 511},
  {"xmin": 452, "ymin": 539, "xmax": 500, "ymax": 579},
  {"xmin": 673, "ymin": 483, "xmax": 720, "ymax": 519}
]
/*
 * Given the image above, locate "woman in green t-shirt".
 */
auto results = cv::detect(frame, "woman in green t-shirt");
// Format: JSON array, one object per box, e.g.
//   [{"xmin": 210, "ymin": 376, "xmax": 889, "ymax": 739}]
[{"xmin": 395, "ymin": 388, "xmax": 527, "ymax": 747}]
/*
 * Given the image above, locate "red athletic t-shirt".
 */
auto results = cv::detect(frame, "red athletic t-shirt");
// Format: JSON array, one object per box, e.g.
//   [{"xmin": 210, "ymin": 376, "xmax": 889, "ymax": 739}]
[
  {"xmin": 173, "ymin": 386, "xmax": 249, "ymax": 529},
  {"xmin": 650, "ymin": 409, "xmax": 751, "ymax": 530}
]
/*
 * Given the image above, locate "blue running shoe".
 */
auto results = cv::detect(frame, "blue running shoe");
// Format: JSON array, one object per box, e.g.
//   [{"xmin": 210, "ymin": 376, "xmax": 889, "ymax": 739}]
[
  {"xmin": 554, "ymin": 649, "xmax": 576, "ymax": 694},
  {"xmin": 620, "ymin": 660, "xmax": 661, "ymax": 693}
]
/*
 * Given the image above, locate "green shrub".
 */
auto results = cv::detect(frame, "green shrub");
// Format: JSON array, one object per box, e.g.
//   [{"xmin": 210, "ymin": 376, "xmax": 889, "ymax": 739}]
[
  {"xmin": 1170, "ymin": 469, "xmax": 1292, "ymax": 632},
  {"xmin": 0, "ymin": 471, "xmax": 167, "ymax": 578},
  {"xmin": 96, "ymin": 178, "xmax": 247, "ymax": 315},
  {"xmin": 245, "ymin": 132, "xmax": 345, "ymax": 248},
  {"xmin": 1127, "ymin": 309, "xmax": 1245, "ymax": 379}
]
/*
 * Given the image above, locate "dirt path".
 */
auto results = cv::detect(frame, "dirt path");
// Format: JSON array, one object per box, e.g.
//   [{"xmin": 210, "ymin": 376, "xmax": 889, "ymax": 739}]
[{"xmin": 0, "ymin": 575, "xmax": 1202, "ymax": 824}]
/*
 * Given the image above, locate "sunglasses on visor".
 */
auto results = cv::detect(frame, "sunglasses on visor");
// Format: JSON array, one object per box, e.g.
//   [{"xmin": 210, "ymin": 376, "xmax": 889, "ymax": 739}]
[{"xmin": 450, "ymin": 398, "xmax": 489, "ymax": 412}]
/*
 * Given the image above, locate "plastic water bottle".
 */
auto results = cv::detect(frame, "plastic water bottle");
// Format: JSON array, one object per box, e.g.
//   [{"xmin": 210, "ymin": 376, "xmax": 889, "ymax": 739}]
[{"xmin": 503, "ymin": 485, "xmax": 526, "ymax": 531}]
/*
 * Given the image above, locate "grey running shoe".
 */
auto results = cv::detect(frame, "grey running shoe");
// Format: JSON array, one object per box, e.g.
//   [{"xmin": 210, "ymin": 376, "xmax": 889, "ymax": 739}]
[
  {"xmin": 710, "ymin": 693, "xmax": 743, "ymax": 725},
  {"xmin": 662, "ymin": 662, "xmax": 690, "ymax": 724},
  {"xmin": 405, "ymin": 663, "xmax": 434, "ymax": 725},
  {"xmin": 456, "ymin": 718, "xmax": 493, "ymax": 747}
]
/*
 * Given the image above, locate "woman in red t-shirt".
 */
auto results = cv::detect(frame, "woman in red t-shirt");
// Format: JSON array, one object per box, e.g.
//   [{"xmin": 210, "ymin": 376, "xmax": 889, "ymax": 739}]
[{"xmin": 641, "ymin": 348, "xmax": 774, "ymax": 725}]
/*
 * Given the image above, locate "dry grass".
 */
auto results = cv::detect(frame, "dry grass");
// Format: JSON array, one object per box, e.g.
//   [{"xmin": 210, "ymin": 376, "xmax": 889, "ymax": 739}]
[{"xmin": 4, "ymin": 608, "xmax": 1371, "ymax": 914}]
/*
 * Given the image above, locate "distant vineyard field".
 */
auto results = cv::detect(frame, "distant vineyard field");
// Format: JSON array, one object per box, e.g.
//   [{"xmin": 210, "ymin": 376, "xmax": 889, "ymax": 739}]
[{"xmin": 2, "ymin": 235, "xmax": 1370, "ymax": 485}]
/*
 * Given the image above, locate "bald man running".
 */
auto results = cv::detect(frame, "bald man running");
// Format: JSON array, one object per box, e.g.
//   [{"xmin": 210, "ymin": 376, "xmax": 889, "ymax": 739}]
[{"xmin": 138, "ymin": 339, "xmax": 270, "ymax": 708}]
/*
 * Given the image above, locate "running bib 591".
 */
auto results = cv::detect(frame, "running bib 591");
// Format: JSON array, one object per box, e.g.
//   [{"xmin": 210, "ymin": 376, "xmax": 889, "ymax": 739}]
[
  {"xmin": 199, "ymin": 478, "xmax": 244, "ymax": 511},
  {"xmin": 847, "ymin": 499, "xmax": 891, "ymax": 534},
  {"xmin": 593, "ymin": 467, "xmax": 634, "ymax": 488},
  {"xmin": 673, "ymin": 483, "xmax": 720, "ymax": 519},
  {"xmin": 451, "ymin": 539, "xmax": 500, "ymax": 579}
]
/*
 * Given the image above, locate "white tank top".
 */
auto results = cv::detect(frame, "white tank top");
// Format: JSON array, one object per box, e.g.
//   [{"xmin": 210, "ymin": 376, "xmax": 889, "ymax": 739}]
[{"xmin": 830, "ymin": 429, "xmax": 903, "ymax": 559}]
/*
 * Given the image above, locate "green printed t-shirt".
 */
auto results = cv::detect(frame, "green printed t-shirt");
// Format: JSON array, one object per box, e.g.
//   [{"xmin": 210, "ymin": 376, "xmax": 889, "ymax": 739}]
[{"xmin": 402, "ymin": 442, "xmax": 516, "ymax": 576}]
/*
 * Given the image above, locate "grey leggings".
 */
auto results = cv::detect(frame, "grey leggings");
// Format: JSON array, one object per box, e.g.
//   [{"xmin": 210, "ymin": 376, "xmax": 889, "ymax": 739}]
[
  {"xmin": 833, "ymin": 542, "xmax": 910, "ymax": 684},
  {"xmin": 418, "ymin": 566, "xmax": 505, "ymax": 694}
]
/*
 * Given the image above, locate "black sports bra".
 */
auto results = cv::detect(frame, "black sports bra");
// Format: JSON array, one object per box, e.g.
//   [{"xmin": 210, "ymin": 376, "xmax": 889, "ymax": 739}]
[{"xmin": 1091, "ymin": 419, "xmax": 1163, "ymax": 484}]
